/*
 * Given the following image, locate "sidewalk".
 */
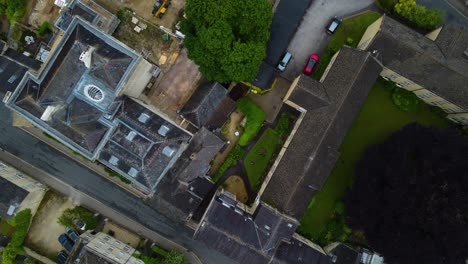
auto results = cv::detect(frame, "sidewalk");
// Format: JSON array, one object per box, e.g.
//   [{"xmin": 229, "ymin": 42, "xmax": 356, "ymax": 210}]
[
  {"xmin": 19, "ymin": 126, "xmax": 148, "ymax": 199},
  {"xmin": 0, "ymin": 149, "xmax": 202, "ymax": 264}
]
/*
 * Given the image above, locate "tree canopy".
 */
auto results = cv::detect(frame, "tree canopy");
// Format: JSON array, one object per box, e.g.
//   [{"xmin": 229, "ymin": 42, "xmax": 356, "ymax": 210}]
[
  {"xmin": 0, "ymin": 0, "xmax": 28, "ymax": 24},
  {"xmin": 393, "ymin": 0, "xmax": 444, "ymax": 30},
  {"xmin": 181, "ymin": 0, "xmax": 272, "ymax": 83},
  {"xmin": 346, "ymin": 123, "xmax": 468, "ymax": 264}
]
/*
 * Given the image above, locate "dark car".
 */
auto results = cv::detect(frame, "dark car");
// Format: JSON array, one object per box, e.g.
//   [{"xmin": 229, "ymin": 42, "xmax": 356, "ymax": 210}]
[
  {"xmin": 326, "ymin": 16, "xmax": 343, "ymax": 34},
  {"xmin": 57, "ymin": 250, "xmax": 69, "ymax": 264},
  {"xmin": 65, "ymin": 227, "xmax": 80, "ymax": 242},
  {"xmin": 303, "ymin": 54, "xmax": 319, "ymax": 75},
  {"xmin": 58, "ymin": 234, "xmax": 75, "ymax": 253}
]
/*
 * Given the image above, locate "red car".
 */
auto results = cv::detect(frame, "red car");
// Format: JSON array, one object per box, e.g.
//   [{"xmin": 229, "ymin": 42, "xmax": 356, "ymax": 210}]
[{"xmin": 303, "ymin": 54, "xmax": 319, "ymax": 74}]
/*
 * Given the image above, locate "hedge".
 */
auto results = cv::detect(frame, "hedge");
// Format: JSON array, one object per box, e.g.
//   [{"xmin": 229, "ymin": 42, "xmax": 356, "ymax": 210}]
[
  {"xmin": 212, "ymin": 145, "xmax": 245, "ymax": 182},
  {"xmin": 2, "ymin": 209, "xmax": 32, "ymax": 264},
  {"xmin": 236, "ymin": 97, "xmax": 266, "ymax": 146}
]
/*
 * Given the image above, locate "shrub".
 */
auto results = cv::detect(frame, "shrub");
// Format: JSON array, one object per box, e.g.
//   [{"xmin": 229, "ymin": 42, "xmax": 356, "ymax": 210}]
[
  {"xmin": 36, "ymin": 21, "xmax": 53, "ymax": 37},
  {"xmin": 274, "ymin": 112, "xmax": 291, "ymax": 136},
  {"xmin": 236, "ymin": 97, "xmax": 266, "ymax": 146},
  {"xmin": 57, "ymin": 206, "xmax": 97, "ymax": 230},
  {"xmin": 376, "ymin": 0, "xmax": 399, "ymax": 11},
  {"xmin": 394, "ymin": 0, "xmax": 444, "ymax": 30},
  {"xmin": 392, "ymin": 87, "xmax": 421, "ymax": 112},
  {"xmin": 152, "ymin": 245, "xmax": 169, "ymax": 258},
  {"xmin": 2, "ymin": 209, "xmax": 32, "ymax": 264},
  {"xmin": 212, "ymin": 145, "xmax": 245, "ymax": 182},
  {"xmin": 163, "ymin": 251, "xmax": 185, "ymax": 264}
]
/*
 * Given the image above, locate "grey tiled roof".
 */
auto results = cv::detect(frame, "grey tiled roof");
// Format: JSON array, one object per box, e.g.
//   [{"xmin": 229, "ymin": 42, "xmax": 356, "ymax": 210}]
[
  {"xmin": 262, "ymin": 47, "xmax": 382, "ymax": 219},
  {"xmin": 0, "ymin": 56, "xmax": 28, "ymax": 94},
  {"xmin": 271, "ymin": 237, "xmax": 331, "ymax": 264},
  {"xmin": 179, "ymin": 82, "xmax": 234, "ymax": 129},
  {"xmin": 0, "ymin": 177, "xmax": 28, "ymax": 220},
  {"xmin": 194, "ymin": 193, "xmax": 299, "ymax": 263},
  {"xmin": 172, "ymin": 127, "xmax": 224, "ymax": 183},
  {"xmin": 367, "ymin": 16, "xmax": 468, "ymax": 110}
]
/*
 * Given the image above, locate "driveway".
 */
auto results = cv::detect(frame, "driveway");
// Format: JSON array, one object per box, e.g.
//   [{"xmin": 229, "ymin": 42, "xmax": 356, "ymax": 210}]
[{"xmin": 282, "ymin": 0, "xmax": 376, "ymax": 80}]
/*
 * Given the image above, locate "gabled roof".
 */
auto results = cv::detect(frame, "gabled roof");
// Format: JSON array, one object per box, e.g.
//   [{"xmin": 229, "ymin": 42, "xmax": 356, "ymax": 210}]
[
  {"xmin": 194, "ymin": 192, "xmax": 299, "ymax": 263},
  {"xmin": 367, "ymin": 16, "xmax": 468, "ymax": 110},
  {"xmin": 171, "ymin": 127, "xmax": 225, "ymax": 183},
  {"xmin": 179, "ymin": 82, "xmax": 235, "ymax": 129},
  {"xmin": 262, "ymin": 47, "xmax": 382, "ymax": 219},
  {"xmin": 272, "ymin": 236, "xmax": 331, "ymax": 264}
]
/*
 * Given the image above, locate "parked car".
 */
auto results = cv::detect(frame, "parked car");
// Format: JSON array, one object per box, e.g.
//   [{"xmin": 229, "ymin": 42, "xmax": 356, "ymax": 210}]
[
  {"xmin": 326, "ymin": 16, "xmax": 343, "ymax": 34},
  {"xmin": 303, "ymin": 54, "xmax": 319, "ymax": 74},
  {"xmin": 65, "ymin": 227, "xmax": 80, "ymax": 242},
  {"xmin": 57, "ymin": 250, "xmax": 69, "ymax": 264},
  {"xmin": 58, "ymin": 234, "xmax": 75, "ymax": 253},
  {"xmin": 277, "ymin": 51, "xmax": 292, "ymax": 72}
]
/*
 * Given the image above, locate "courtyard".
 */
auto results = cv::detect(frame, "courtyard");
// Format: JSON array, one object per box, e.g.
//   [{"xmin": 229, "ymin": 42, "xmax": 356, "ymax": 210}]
[{"xmin": 297, "ymin": 78, "xmax": 450, "ymax": 245}]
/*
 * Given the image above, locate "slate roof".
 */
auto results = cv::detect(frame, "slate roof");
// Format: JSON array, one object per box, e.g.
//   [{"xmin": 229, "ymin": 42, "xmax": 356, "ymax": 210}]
[
  {"xmin": 8, "ymin": 18, "xmax": 139, "ymax": 159},
  {"xmin": 367, "ymin": 16, "xmax": 468, "ymax": 110},
  {"xmin": 271, "ymin": 237, "xmax": 331, "ymax": 264},
  {"xmin": 170, "ymin": 127, "xmax": 224, "ymax": 183},
  {"xmin": 56, "ymin": 0, "xmax": 98, "ymax": 31},
  {"xmin": 262, "ymin": 47, "xmax": 382, "ymax": 219},
  {"xmin": 3, "ymin": 49, "xmax": 42, "ymax": 71},
  {"xmin": 179, "ymin": 82, "xmax": 235, "ymax": 129},
  {"xmin": 326, "ymin": 243, "xmax": 360, "ymax": 264},
  {"xmin": 0, "ymin": 177, "xmax": 28, "ymax": 220},
  {"xmin": 0, "ymin": 56, "xmax": 29, "ymax": 94},
  {"xmin": 99, "ymin": 97, "xmax": 191, "ymax": 191},
  {"xmin": 194, "ymin": 192, "xmax": 299, "ymax": 263}
]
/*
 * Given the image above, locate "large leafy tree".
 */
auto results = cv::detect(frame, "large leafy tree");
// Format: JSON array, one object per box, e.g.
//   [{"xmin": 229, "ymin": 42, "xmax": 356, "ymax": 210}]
[
  {"xmin": 346, "ymin": 123, "xmax": 468, "ymax": 264},
  {"xmin": 181, "ymin": 0, "xmax": 272, "ymax": 83}
]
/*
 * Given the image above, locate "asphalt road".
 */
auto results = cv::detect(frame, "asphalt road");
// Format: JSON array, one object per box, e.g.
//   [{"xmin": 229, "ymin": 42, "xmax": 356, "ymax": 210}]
[
  {"xmin": 0, "ymin": 102, "xmax": 234, "ymax": 264},
  {"xmin": 282, "ymin": 0, "xmax": 377, "ymax": 80},
  {"xmin": 417, "ymin": 0, "xmax": 468, "ymax": 27}
]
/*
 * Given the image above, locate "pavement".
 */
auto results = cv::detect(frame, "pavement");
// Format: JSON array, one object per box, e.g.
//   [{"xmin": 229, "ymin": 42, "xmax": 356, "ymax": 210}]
[
  {"xmin": 0, "ymin": 102, "xmax": 234, "ymax": 264},
  {"xmin": 282, "ymin": 0, "xmax": 377, "ymax": 80},
  {"xmin": 416, "ymin": 0, "xmax": 468, "ymax": 27}
]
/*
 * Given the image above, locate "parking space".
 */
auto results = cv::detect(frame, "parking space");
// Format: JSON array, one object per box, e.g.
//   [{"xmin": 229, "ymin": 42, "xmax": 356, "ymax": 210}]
[{"xmin": 282, "ymin": 0, "xmax": 375, "ymax": 80}]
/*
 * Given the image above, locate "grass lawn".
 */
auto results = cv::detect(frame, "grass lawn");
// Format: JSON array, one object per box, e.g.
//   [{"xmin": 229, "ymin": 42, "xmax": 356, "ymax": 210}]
[
  {"xmin": 297, "ymin": 79, "xmax": 450, "ymax": 244},
  {"xmin": 313, "ymin": 11, "xmax": 382, "ymax": 80},
  {"xmin": 0, "ymin": 219, "xmax": 14, "ymax": 237}
]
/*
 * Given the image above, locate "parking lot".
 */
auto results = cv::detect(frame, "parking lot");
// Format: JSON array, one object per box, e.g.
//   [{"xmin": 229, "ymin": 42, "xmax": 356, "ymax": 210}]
[{"xmin": 282, "ymin": 0, "xmax": 376, "ymax": 80}]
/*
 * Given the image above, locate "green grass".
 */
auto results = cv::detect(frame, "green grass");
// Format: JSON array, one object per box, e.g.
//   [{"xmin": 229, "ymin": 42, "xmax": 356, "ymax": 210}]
[
  {"xmin": 297, "ymin": 78, "xmax": 449, "ymax": 245},
  {"xmin": 236, "ymin": 97, "xmax": 266, "ymax": 146},
  {"xmin": 313, "ymin": 11, "xmax": 382, "ymax": 80},
  {"xmin": 244, "ymin": 128, "xmax": 281, "ymax": 190},
  {"xmin": 211, "ymin": 145, "xmax": 245, "ymax": 183},
  {"xmin": 0, "ymin": 219, "xmax": 14, "ymax": 237}
]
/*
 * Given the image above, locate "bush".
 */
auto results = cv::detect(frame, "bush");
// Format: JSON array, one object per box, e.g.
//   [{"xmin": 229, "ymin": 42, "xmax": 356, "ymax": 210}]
[
  {"xmin": 152, "ymin": 245, "xmax": 169, "ymax": 258},
  {"xmin": 394, "ymin": 0, "xmax": 444, "ymax": 30},
  {"xmin": 274, "ymin": 112, "xmax": 291, "ymax": 136},
  {"xmin": 236, "ymin": 97, "xmax": 266, "ymax": 146},
  {"xmin": 2, "ymin": 209, "xmax": 32, "ymax": 264},
  {"xmin": 376, "ymin": 0, "xmax": 399, "ymax": 11},
  {"xmin": 163, "ymin": 251, "xmax": 185, "ymax": 264},
  {"xmin": 36, "ymin": 21, "xmax": 53, "ymax": 37},
  {"xmin": 57, "ymin": 206, "xmax": 97, "ymax": 230},
  {"xmin": 392, "ymin": 87, "xmax": 421, "ymax": 112}
]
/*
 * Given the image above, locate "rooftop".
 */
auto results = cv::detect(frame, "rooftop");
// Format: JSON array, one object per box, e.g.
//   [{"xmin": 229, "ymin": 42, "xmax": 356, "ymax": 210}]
[
  {"xmin": 367, "ymin": 16, "xmax": 468, "ymax": 110},
  {"xmin": 262, "ymin": 47, "xmax": 382, "ymax": 219},
  {"xmin": 99, "ymin": 98, "xmax": 192, "ymax": 191},
  {"xmin": 8, "ymin": 18, "xmax": 139, "ymax": 159},
  {"xmin": 179, "ymin": 82, "xmax": 235, "ymax": 130},
  {"xmin": 0, "ymin": 56, "xmax": 29, "ymax": 94},
  {"xmin": 271, "ymin": 236, "xmax": 331, "ymax": 264},
  {"xmin": 0, "ymin": 176, "xmax": 28, "ymax": 220}
]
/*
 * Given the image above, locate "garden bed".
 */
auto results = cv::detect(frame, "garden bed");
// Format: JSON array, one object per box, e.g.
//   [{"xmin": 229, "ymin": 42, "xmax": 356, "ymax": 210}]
[{"xmin": 297, "ymin": 78, "xmax": 449, "ymax": 246}]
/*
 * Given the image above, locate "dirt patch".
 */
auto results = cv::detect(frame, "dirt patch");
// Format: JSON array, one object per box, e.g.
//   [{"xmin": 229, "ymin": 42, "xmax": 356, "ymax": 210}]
[
  {"xmin": 26, "ymin": 191, "xmax": 76, "ymax": 258},
  {"xmin": 102, "ymin": 221, "xmax": 141, "ymax": 248},
  {"xmin": 249, "ymin": 77, "xmax": 291, "ymax": 123},
  {"xmin": 147, "ymin": 48, "xmax": 202, "ymax": 119},
  {"xmin": 210, "ymin": 110, "xmax": 244, "ymax": 174},
  {"xmin": 28, "ymin": 0, "xmax": 60, "ymax": 28},
  {"xmin": 224, "ymin": 175, "xmax": 248, "ymax": 203},
  {"xmin": 113, "ymin": 9, "xmax": 178, "ymax": 68},
  {"xmin": 94, "ymin": 0, "xmax": 184, "ymax": 29}
]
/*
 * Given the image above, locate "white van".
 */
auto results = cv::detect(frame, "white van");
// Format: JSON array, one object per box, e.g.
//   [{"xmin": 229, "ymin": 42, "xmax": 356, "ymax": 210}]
[{"xmin": 277, "ymin": 52, "xmax": 292, "ymax": 72}]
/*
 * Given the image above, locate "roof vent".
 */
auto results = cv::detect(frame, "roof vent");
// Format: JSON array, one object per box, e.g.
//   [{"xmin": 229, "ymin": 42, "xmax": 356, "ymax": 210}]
[
  {"xmin": 158, "ymin": 125, "xmax": 170, "ymax": 136},
  {"xmin": 264, "ymin": 225, "xmax": 271, "ymax": 230},
  {"xmin": 7, "ymin": 205, "xmax": 16, "ymax": 216},
  {"xmin": 84, "ymin": 85, "xmax": 104, "ymax": 102},
  {"xmin": 7, "ymin": 75, "xmax": 18, "ymax": 84},
  {"xmin": 190, "ymin": 153, "xmax": 197, "ymax": 160},
  {"xmin": 128, "ymin": 167, "xmax": 138, "ymax": 178},
  {"xmin": 126, "ymin": 131, "xmax": 137, "ymax": 141},
  {"xmin": 138, "ymin": 113, "xmax": 150, "ymax": 123},
  {"xmin": 162, "ymin": 146, "xmax": 175, "ymax": 157},
  {"xmin": 109, "ymin": 156, "xmax": 119, "ymax": 165}
]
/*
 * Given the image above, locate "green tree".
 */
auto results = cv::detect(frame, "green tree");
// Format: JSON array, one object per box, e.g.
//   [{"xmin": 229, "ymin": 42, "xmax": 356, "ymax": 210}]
[
  {"xmin": 57, "ymin": 206, "xmax": 97, "ymax": 230},
  {"xmin": 181, "ymin": 0, "xmax": 272, "ymax": 83},
  {"xmin": 4, "ymin": 0, "xmax": 28, "ymax": 23},
  {"xmin": 394, "ymin": 0, "xmax": 443, "ymax": 30},
  {"xmin": 2, "ymin": 209, "xmax": 32, "ymax": 264}
]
